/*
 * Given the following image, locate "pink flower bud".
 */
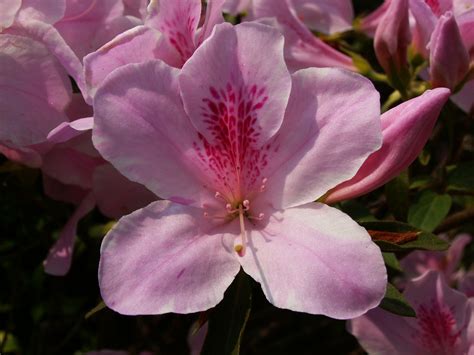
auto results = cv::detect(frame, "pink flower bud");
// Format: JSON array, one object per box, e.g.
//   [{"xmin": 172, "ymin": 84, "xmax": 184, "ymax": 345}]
[
  {"xmin": 374, "ymin": 0, "xmax": 411, "ymax": 78},
  {"xmin": 325, "ymin": 88, "xmax": 450, "ymax": 204},
  {"xmin": 430, "ymin": 12, "xmax": 470, "ymax": 90}
]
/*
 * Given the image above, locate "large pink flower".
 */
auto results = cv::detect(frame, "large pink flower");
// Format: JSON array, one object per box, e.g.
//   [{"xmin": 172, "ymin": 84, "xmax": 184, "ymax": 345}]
[
  {"xmin": 93, "ymin": 22, "xmax": 387, "ymax": 317},
  {"xmin": 348, "ymin": 270, "xmax": 474, "ymax": 355}
]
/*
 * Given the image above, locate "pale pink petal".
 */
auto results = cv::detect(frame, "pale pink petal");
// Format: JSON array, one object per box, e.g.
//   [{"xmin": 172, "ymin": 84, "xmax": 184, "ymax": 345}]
[
  {"xmin": 99, "ymin": 200, "xmax": 241, "ymax": 314},
  {"xmin": 17, "ymin": 0, "xmax": 66, "ymax": 24},
  {"xmin": 253, "ymin": 0, "xmax": 354, "ymax": 71},
  {"xmin": 42, "ymin": 133, "xmax": 102, "ymax": 189},
  {"xmin": 146, "ymin": 0, "xmax": 201, "ymax": 65},
  {"xmin": 93, "ymin": 164, "xmax": 156, "ymax": 219},
  {"xmin": 44, "ymin": 192, "xmax": 96, "ymax": 276},
  {"xmin": 291, "ymin": 0, "xmax": 354, "ymax": 34},
  {"xmin": 92, "ymin": 60, "xmax": 214, "ymax": 206},
  {"xmin": 325, "ymin": 88, "xmax": 450, "ymax": 204},
  {"xmin": 83, "ymin": 26, "xmax": 179, "ymax": 99},
  {"xmin": 348, "ymin": 307, "xmax": 422, "ymax": 354},
  {"xmin": 54, "ymin": 0, "xmax": 136, "ymax": 59},
  {"xmin": 0, "ymin": 0, "xmax": 21, "ymax": 30},
  {"xmin": 196, "ymin": 0, "xmax": 226, "ymax": 45},
  {"xmin": 0, "ymin": 33, "xmax": 71, "ymax": 147},
  {"xmin": 451, "ymin": 79, "xmax": 474, "ymax": 113},
  {"xmin": 453, "ymin": 0, "xmax": 474, "ymax": 17},
  {"xmin": 47, "ymin": 117, "xmax": 94, "ymax": 144},
  {"xmin": 180, "ymin": 22, "xmax": 291, "ymax": 147},
  {"xmin": 263, "ymin": 68, "xmax": 381, "ymax": 209},
  {"xmin": 239, "ymin": 203, "xmax": 387, "ymax": 318},
  {"xmin": 5, "ymin": 20, "xmax": 87, "ymax": 98},
  {"xmin": 123, "ymin": 0, "xmax": 148, "ymax": 19}
]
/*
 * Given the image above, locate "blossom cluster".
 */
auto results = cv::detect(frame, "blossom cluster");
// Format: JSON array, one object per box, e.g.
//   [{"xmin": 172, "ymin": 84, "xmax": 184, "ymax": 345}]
[{"xmin": 1, "ymin": 0, "xmax": 473, "ymax": 353}]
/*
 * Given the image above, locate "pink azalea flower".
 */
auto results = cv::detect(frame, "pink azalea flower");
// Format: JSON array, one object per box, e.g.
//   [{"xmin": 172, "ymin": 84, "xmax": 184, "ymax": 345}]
[
  {"xmin": 251, "ymin": 0, "xmax": 355, "ymax": 71},
  {"xmin": 83, "ymin": 0, "xmax": 226, "ymax": 99},
  {"xmin": 92, "ymin": 22, "xmax": 387, "ymax": 317},
  {"xmin": 325, "ymin": 88, "xmax": 450, "ymax": 204},
  {"xmin": 401, "ymin": 234, "xmax": 472, "ymax": 283},
  {"xmin": 348, "ymin": 270, "xmax": 474, "ymax": 355}
]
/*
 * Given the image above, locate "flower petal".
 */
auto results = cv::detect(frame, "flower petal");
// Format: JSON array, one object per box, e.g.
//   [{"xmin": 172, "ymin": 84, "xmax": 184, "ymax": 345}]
[
  {"xmin": 179, "ymin": 22, "xmax": 292, "ymax": 147},
  {"xmin": 93, "ymin": 164, "xmax": 156, "ymax": 219},
  {"xmin": 44, "ymin": 192, "xmax": 95, "ymax": 276},
  {"xmin": 451, "ymin": 79, "xmax": 474, "ymax": 113},
  {"xmin": 291, "ymin": 0, "xmax": 354, "ymax": 34},
  {"xmin": 263, "ymin": 68, "xmax": 381, "ymax": 209},
  {"xmin": 252, "ymin": 0, "xmax": 354, "ymax": 71},
  {"xmin": 0, "ymin": 33, "xmax": 71, "ymax": 147},
  {"xmin": 0, "ymin": 0, "xmax": 21, "ymax": 30},
  {"xmin": 17, "ymin": 0, "xmax": 66, "ymax": 24},
  {"xmin": 239, "ymin": 203, "xmax": 387, "ymax": 318},
  {"xmin": 196, "ymin": 0, "xmax": 226, "ymax": 45},
  {"xmin": 92, "ymin": 60, "xmax": 215, "ymax": 206},
  {"xmin": 99, "ymin": 200, "xmax": 241, "ymax": 314},
  {"xmin": 84, "ymin": 26, "xmax": 178, "ymax": 98},
  {"xmin": 47, "ymin": 117, "xmax": 94, "ymax": 144},
  {"xmin": 146, "ymin": 0, "xmax": 201, "ymax": 65}
]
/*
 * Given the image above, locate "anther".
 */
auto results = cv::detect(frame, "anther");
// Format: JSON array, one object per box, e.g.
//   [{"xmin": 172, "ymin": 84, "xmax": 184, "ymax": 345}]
[{"xmin": 243, "ymin": 200, "xmax": 250, "ymax": 210}]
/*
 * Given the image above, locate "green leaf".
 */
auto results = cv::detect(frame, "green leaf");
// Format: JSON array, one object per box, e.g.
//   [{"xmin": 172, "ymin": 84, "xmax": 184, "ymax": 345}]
[
  {"xmin": 379, "ymin": 283, "xmax": 416, "ymax": 317},
  {"xmin": 382, "ymin": 252, "xmax": 402, "ymax": 272},
  {"xmin": 202, "ymin": 270, "xmax": 252, "ymax": 355},
  {"xmin": 385, "ymin": 173, "xmax": 410, "ymax": 221},
  {"xmin": 339, "ymin": 200, "xmax": 376, "ymax": 222},
  {"xmin": 408, "ymin": 191, "xmax": 452, "ymax": 232},
  {"xmin": 361, "ymin": 221, "xmax": 449, "ymax": 252},
  {"xmin": 447, "ymin": 162, "xmax": 474, "ymax": 192}
]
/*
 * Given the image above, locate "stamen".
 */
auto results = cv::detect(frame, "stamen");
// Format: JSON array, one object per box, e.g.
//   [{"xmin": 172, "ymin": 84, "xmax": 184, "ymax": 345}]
[
  {"xmin": 234, "ymin": 204, "xmax": 247, "ymax": 256},
  {"xmin": 215, "ymin": 191, "xmax": 227, "ymax": 201},
  {"xmin": 243, "ymin": 200, "xmax": 250, "ymax": 210},
  {"xmin": 249, "ymin": 212, "xmax": 265, "ymax": 221}
]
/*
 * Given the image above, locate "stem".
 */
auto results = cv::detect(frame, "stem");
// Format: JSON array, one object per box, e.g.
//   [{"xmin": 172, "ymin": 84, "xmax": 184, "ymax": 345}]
[
  {"xmin": 434, "ymin": 208, "xmax": 474, "ymax": 233},
  {"xmin": 382, "ymin": 91, "xmax": 402, "ymax": 112}
]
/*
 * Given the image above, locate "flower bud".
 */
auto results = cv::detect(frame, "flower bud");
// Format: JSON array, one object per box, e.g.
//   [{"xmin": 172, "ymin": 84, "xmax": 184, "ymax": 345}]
[
  {"xmin": 325, "ymin": 88, "xmax": 450, "ymax": 204},
  {"xmin": 430, "ymin": 12, "xmax": 471, "ymax": 90},
  {"xmin": 374, "ymin": 0, "xmax": 411, "ymax": 84}
]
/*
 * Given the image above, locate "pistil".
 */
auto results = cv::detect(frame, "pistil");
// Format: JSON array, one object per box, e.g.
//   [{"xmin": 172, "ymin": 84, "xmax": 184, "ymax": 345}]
[{"xmin": 234, "ymin": 204, "xmax": 247, "ymax": 256}]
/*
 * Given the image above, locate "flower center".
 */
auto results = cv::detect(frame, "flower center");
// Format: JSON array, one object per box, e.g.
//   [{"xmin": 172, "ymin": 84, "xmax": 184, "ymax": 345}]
[{"xmin": 202, "ymin": 178, "xmax": 268, "ymax": 256}]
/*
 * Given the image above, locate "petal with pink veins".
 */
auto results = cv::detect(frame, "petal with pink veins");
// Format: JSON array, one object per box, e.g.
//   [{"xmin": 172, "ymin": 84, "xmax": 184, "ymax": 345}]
[
  {"xmin": 93, "ymin": 60, "xmax": 216, "ymax": 206},
  {"xmin": 99, "ymin": 200, "xmax": 241, "ymax": 314},
  {"xmin": 263, "ymin": 67, "xmax": 381, "ymax": 209},
  {"xmin": 146, "ymin": 0, "xmax": 201, "ymax": 66},
  {"xmin": 44, "ymin": 192, "xmax": 96, "ymax": 276},
  {"xmin": 349, "ymin": 270, "xmax": 473, "ymax": 354},
  {"xmin": 238, "ymin": 203, "xmax": 387, "ymax": 318},
  {"xmin": 180, "ymin": 22, "xmax": 292, "ymax": 147}
]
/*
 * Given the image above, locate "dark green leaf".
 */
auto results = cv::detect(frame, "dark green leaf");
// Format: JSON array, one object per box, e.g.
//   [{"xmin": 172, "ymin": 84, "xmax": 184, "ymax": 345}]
[
  {"xmin": 408, "ymin": 191, "xmax": 452, "ymax": 232},
  {"xmin": 202, "ymin": 270, "xmax": 252, "ymax": 355},
  {"xmin": 339, "ymin": 200, "xmax": 376, "ymax": 222},
  {"xmin": 385, "ymin": 173, "xmax": 410, "ymax": 221},
  {"xmin": 361, "ymin": 221, "xmax": 449, "ymax": 252},
  {"xmin": 379, "ymin": 283, "xmax": 416, "ymax": 317},
  {"xmin": 382, "ymin": 252, "xmax": 402, "ymax": 272},
  {"xmin": 447, "ymin": 162, "xmax": 474, "ymax": 192}
]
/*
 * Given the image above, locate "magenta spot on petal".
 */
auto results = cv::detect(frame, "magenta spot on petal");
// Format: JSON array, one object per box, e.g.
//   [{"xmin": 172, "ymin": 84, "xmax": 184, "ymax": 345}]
[
  {"xmin": 192, "ymin": 83, "xmax": 272, "ymax": 197},
  {"xmin": 413, "ymin": 298, "xmax": 463, "ymax": 352},
  {"xmin": 424, "ymin": 0, "xmax": 442, "ymax": 16}
]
